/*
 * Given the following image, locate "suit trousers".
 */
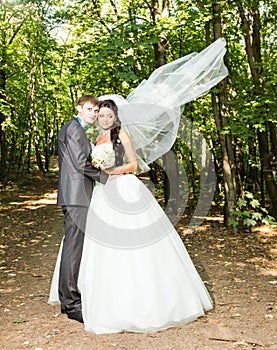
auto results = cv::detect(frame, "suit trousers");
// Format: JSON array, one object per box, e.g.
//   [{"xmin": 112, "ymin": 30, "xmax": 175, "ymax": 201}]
[{"xmin": 59, "ymin": 205, "xmax": 89, "ymax": 313}]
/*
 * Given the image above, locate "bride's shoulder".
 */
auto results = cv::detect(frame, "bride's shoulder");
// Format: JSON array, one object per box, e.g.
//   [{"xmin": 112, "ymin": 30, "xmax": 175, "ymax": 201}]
[{"xmin": 119, "ymin": 129, "xmax": 131, "ymax": 142}]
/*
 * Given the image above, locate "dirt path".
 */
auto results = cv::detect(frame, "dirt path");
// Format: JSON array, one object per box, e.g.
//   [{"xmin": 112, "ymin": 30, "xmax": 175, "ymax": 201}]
[{"xmin": 0, "ymin": 175, "xmax": 276, "ymax": 350}]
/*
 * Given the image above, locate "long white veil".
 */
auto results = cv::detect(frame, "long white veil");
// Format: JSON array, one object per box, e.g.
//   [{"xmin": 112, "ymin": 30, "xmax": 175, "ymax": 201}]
[{"xmin": 100, "ymin": 38, "xmax": 228, "ymax": 173}]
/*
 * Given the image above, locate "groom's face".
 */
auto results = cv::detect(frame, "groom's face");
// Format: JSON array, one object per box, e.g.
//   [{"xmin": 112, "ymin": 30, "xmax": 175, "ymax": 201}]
[{"xmin": 78, "ymin": 102, "xmax": 99, "ymax": 125}]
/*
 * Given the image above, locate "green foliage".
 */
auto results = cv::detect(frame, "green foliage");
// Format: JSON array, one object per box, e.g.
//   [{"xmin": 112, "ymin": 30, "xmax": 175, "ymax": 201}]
[
  {"xmin": 229, "ymin": 192, "xmax": 276, "ymax": 229},
  {"xmin": 0, "ymin": 0, "xmax": 276, "ymax": 221}
]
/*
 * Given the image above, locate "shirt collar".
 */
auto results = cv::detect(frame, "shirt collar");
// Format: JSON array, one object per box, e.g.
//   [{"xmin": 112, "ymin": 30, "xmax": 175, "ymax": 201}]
[{"xmin": 76, "ymin": 115, "xmax": 88, "ymax": 131}]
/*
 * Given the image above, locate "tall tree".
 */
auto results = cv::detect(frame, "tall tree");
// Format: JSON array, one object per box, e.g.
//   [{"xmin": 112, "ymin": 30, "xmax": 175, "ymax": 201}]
[
  {"xmin": 235, "ymin": 0, "xmax": 277, "ymax": 218},
  {"xmin": 145, "ymin": 0, "xmax": 181, "ymax": 213},
  {"xmin": 0, "ymin": 2, "xmax": 28, "ymax": 179},
  {"xmin": 211, "ymin": 2, "xmax": 237, "ymax": 226}
]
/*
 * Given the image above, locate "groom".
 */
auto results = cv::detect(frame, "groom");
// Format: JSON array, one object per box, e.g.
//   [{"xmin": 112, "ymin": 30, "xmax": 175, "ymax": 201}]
[{"xmin": 57, "ymin": 95, "xmax": 109, "ymax": 323}]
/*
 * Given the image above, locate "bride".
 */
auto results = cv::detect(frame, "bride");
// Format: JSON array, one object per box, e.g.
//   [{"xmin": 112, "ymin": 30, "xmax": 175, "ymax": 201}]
[{"xmin": 48, "ymin": 38, "xmax": 228, "ymax": 333}]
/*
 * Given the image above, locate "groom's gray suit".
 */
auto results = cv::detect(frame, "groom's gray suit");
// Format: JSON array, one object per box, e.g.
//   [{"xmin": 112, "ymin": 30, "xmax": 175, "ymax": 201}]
[{"xmin": 57, "ymin": 117, "xmax": 108, "ymax": 318}]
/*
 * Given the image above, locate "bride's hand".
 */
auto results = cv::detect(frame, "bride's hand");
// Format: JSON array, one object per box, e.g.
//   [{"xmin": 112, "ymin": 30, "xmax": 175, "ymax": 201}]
[{"xmin": 104, "ymin": 167, "xmax": 119, "ymax": 175}]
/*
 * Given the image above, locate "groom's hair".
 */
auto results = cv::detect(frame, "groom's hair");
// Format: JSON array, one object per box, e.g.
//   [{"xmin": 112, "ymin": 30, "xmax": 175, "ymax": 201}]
[{"xmin": 77, "ymin": 95, "xmax": 99, "ymax": 107}]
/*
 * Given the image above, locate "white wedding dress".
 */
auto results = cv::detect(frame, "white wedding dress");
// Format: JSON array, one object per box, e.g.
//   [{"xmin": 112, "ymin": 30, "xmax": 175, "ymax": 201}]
[{"xmin": 48, "ymin": 144, "xmax": 213, "ymax": 334}]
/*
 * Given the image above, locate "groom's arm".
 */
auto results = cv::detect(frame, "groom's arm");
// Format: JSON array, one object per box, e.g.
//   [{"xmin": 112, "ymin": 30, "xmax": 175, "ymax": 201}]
[{"xmin": 66, "ymin": 122, "xmax": 109, "ymax": 184}]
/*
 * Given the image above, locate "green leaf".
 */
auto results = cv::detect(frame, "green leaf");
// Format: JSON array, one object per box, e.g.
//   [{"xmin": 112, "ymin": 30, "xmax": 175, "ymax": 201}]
[
  {"xmin": 243, "ymin": 218, "xmax": 257, "ymax": 227},
  {"xmin": 263, "ymin": 215, "xmax": 277, "ymax": 224},
  {"xmin": 260, "ymin": 207, "xmax": 268, "ymax": 214},
  {"xmin": 228, "ymin": 219, "xmax": 238, "ymax": 227},
  {"xmin": 237, "ymin": 198, "xmax": 247, "ymax": 208},
  {"xmin": 12, "ymin": 318, "xmax": 29, "ymax": 324},
  {"xmin": 249, "ymin": 199, "xmax": 260, "ymax": 208},
  {"xmin": 261, "ymin": 217, "xmax": 270, "ymax": 225},
  {"xmin": 245, "ymin": 192, "xmax": 254, "ymax": 199},
  {"xmin": 251, "ymin": 212, "xmax": 262, "ymax": 221},
  {"xmin": 233, "ymin": 210, "xmax": 244, "ymax": 218},
  {"xmin": 242, "ymin": 210, "xmax": 251, "ymax": 217}
]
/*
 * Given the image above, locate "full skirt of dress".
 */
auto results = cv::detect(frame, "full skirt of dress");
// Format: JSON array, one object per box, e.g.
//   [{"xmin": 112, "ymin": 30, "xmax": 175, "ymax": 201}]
[{"xmin": 48, "ymin": 174, "xmax": 213, "ymax": 334}]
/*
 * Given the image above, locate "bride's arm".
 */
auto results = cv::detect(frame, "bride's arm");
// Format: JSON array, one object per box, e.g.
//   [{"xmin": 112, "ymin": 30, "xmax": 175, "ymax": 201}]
[{"xmin": 105, "ymin": 130, "xmax": 138, "ymax": 175}]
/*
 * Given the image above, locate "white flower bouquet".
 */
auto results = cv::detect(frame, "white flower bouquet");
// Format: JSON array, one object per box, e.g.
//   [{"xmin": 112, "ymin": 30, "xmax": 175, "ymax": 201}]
[{"xmin": 90, "ymin": 144, "xmax": 115, "ymax": 169}]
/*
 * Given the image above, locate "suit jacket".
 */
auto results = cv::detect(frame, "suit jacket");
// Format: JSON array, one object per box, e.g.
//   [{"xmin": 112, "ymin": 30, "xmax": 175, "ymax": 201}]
[{"xmin": 57, "ymin": 117, "xmax": 109, "ymax": 207}]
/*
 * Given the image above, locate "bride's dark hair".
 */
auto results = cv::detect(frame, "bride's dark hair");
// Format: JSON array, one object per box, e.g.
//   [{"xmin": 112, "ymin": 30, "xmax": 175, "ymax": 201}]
[{"xmin": 98, "ymin": 99, "xmax": 124, "ymax": 166}]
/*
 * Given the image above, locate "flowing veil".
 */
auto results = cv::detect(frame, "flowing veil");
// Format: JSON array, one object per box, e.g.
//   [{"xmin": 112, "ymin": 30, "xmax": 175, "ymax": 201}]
[{"xmin": 100, "ymin": 38, "xmax": 228, "ymax": 173}]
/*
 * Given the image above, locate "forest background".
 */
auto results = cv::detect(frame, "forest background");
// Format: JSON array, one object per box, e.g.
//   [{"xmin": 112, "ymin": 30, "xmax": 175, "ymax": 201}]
[{"xmin": 0, "ymin": 0, "xmax": 276, "ymax": 229}]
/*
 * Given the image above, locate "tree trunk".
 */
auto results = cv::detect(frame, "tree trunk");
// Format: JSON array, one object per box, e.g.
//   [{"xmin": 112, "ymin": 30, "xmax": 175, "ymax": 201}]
[
  {"xmin": 40, "ymin": 62, "xmax": 50, "ymax": 173},
  {"xmin": 189, "ymin": 119, "xmax": 197, "ymax": 199},
  {"xmin": 29, "ymin": 57, "xmax": 45, "ymax": 174},
  {"xmin": 211, "ymin": 93, "xmax": 236, "ymax": 226},
  {"xmin": 246, "ymin": 141, "xmax": 260, "ymax": 193},
  {"xmin": 210, "ymin": 139, "xmax": 221, "ymax": 197},
  {"xmin": 269, "ymin": 121, "xmax": 277, "ymax": 171},
  {"xmin": 0, "ymin": 100, "xmax": 7, "ymax": 180},
  {"xmin": 234, "ymin": 139, "xmax": 245, "ymax": 198},
  {"xmin": 148, "ymin": 0, "xmax": 180, "ymax": 210},
  {"xmin": 258, "ymin": 130, "xmax": 277, "ymax": 218},
  {"xmin": 0, "ymin": 46, "xmax": 7, "ymax": 180},
  {"xmin": 162, "ymin": 151, "xmax": 180, "ymax": 214},
  {"xmin": 211, "ymin": 3, "xmax": 237, "ymax": 226}
]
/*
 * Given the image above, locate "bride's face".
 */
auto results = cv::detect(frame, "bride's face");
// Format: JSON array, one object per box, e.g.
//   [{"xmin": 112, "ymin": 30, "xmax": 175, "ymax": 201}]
[{"xmin": 98, "ymin": 107, "xmax": 116, "ymax": 131}]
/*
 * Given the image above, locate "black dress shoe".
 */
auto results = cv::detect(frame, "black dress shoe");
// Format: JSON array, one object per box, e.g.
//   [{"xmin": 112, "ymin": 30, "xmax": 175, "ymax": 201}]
[{"xmin": 67, "ymin": 310, "xmax": 84, "ymax": 323}]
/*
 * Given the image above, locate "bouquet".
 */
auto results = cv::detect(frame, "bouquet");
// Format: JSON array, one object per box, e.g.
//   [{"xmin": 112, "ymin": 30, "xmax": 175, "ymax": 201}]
[{"xmin": 90, "ymin": 144, "xmax": 115, "ymax": 169}]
